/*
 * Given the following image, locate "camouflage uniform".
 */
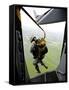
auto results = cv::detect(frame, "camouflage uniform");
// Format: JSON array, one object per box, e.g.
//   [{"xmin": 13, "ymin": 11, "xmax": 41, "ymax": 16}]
[{"xmin": 30, "ymin": 38, "xmax": 48, "ymax": 73}]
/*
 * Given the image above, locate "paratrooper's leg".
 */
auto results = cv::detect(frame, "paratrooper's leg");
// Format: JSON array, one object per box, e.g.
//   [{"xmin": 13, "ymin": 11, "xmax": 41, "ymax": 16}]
[{"xmin": 40, "ymin": 60, "xmax": 48, "ymax": 69}]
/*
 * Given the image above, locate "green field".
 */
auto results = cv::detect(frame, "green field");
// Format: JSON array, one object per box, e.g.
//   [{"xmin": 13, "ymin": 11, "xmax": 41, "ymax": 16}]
[{"xmin": 23, "ymin": 37, "xmax": 62, "ymax": 79}]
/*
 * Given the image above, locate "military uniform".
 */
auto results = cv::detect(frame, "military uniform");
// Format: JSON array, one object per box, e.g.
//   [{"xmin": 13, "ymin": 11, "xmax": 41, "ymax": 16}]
[{"xmin": 30, "ymin": 38, "xmax": 48, "ymax": 73}]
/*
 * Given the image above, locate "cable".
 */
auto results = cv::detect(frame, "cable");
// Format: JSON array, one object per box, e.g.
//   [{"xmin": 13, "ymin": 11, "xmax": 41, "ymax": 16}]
[{"xmin": 22, "ymin": 7, "xmax": 46, "ymax": 38}]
